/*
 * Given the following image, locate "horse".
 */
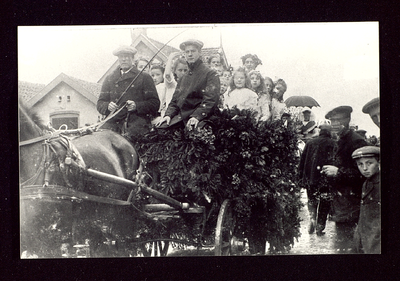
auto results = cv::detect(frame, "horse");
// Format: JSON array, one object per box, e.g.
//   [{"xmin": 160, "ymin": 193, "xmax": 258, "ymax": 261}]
[{"xmin": 19, "ymin": 101, "xmax": 140, "ymax": 257}]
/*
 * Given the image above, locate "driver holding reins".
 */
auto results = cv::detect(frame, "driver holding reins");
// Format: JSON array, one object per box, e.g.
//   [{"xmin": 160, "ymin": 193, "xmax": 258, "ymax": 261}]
[{"xmin": 97, "ymin": 46, "xmax": 160, "ymax": 139}]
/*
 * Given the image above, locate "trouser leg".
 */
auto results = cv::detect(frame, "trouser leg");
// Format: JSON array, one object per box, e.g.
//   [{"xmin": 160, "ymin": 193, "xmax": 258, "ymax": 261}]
[
  {"xmin": 316, "ymin": 199, "xmax": 331, "ymax": 233},
  {"xmin": 306, "ymin": 188, "xmax": 318, "ymax": 234},
  {"xmin": 335, "ymin": 221, "xmax": 357, "ymax": 253}
]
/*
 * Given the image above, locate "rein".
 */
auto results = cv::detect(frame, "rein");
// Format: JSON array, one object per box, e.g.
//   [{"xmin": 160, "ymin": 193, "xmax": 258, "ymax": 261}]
[{"xmin": 20, "ymin": 132, "xmax": 86, "ymax": 188}]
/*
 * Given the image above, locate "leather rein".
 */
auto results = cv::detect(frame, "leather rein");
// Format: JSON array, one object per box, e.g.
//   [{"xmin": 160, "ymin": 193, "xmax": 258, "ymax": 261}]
[{"xmin": 20, "ymin": 130, "xmax": 86, "ymax": 188}]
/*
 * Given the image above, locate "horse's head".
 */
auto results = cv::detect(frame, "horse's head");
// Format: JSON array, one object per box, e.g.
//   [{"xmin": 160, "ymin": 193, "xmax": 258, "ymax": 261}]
[{"xmin": 18, "ymin": 101, "xmax": 46, "ymax": 142}]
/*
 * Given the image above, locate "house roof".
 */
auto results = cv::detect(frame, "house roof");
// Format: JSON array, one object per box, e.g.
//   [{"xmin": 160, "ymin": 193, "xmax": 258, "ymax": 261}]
[
  {"xmin": 67, "ymin": 75, "xmax": 102, "ymax": 98},
  {"xmin": 18, "ymin": 81, "xmax": 46, "ymax": 102},
  {"xmin": 22, "ymin": 73, "xmax": 101, "ymax": 108},
  {"xmin": 147, "ymin": 37, "xmax": 180, "ymax": 58}
]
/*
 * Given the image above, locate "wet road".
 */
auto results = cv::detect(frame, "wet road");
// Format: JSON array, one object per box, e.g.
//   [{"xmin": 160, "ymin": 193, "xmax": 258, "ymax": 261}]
[
  {"xmin": 285, "ymin": 189, "xmax": 337, "ymax": 255},
  {"xmin": 169, "ymin": 189, "xmax": 340, "ymax": 256}
]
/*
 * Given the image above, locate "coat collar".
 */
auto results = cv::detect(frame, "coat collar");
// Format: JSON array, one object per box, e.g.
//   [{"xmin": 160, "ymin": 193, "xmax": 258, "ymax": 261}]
[
  {"xmin": 112, "ymin": 66, "xmax": 139, "ymax": 82},
  {"xmin": 187, "ymin": 59, "xmax": 203, "ymax": 72},
  {"xmin": 362, "ymin": 172, "xmax": 380, "ymax": 199}
]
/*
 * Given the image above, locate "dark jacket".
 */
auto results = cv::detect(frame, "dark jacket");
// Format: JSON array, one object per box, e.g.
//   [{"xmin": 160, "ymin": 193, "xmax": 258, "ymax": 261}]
[
  {"xmin": 330, "ymin": 128, "xmax": 368, "ymax": 222},
  {"xmin": 354, "ymin": 172, "xmax": 381, "ymax": 253},
  {"xmin": 97, "ymin": 66, "xmax": 160, "ymax": 136},
  {"xmin": 164, "ymin": 59, "xmax": 220, "ymax": 126},
  {"xmin": 299, "ymin": 129, "xmax": 336, "ymax": 189}
]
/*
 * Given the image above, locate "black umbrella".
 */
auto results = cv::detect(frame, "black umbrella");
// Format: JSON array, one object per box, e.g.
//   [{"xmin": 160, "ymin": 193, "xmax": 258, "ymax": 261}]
[{"xmin": 285, "ymin": 96, "xmax": 320, "ymax": 108}]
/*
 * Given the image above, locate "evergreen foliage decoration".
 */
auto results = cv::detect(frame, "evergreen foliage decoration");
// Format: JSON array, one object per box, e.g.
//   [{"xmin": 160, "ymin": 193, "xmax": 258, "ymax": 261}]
[{"xmin": 136, "ymin": 108, "xmax": 303, "ymax": 253}]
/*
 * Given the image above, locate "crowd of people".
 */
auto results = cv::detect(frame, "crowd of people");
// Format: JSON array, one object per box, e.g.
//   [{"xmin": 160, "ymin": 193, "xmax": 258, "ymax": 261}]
[{"xmin": 97, "ymin": 39, "xmax": 380, "ymax": 254}]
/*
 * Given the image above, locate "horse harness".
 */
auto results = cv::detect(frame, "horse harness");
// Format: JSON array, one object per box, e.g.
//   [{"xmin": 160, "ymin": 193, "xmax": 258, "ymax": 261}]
[{"xmin": 20, "ymin": 130, "xmax": 87, "ymax": 188}]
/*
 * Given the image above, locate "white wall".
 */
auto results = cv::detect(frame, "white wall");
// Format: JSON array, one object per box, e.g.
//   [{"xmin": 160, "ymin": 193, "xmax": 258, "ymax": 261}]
[{"xmin": 33, "ymin": 83, "xmax": 100, "ymax": 128}]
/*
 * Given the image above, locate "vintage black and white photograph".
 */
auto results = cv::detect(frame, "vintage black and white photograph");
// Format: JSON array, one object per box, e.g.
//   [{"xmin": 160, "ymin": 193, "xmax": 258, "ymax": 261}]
[{"xmin": 18, "ymin": 23, "xmax": 380, "ymax": 258}]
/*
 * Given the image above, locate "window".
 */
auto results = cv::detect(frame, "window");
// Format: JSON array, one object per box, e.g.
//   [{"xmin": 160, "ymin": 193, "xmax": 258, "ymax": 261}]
[
  {"xmin": 50, "ymin": 111, "xmax": 79, "ymax": 130},
  {"xmin": 52, "ymin": 116, "xmax": 78, "ymax": 130}
]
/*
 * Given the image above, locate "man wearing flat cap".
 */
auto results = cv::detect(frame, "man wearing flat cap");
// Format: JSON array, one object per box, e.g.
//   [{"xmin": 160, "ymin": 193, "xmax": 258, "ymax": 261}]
[
  {"xmin": 362, "ymin": 97, "xmax": 380, "ymax": 128},
  {"xmin": 156, "ymin": 39, "xmax": 220, "ymax": 131},
  {"xmin": 351, "ymin": 146, "xmax": 380, "ymax": 254},
  {"xmin": 97, "ymin": 45, "xmax": 160, "ymax": 139},
  {"xmin": 321, "ymin": 105, "xmax": 368, "ymax": 252}
]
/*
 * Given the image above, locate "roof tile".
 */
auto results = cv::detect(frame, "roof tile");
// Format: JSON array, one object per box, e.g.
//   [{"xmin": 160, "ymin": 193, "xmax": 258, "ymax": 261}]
[{"xmin": 18, "ymin": 81, "xmax": 46, "ymax": 102}]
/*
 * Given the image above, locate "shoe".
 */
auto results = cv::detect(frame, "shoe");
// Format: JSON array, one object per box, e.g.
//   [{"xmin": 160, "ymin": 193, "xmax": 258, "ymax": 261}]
[
  {"xmin": 316, "ymin": 224, "xmax": 325, "ymax": 236},
  {"xmin": 308, "ymin": 219, "xmax": 316, "ymax": 234}
]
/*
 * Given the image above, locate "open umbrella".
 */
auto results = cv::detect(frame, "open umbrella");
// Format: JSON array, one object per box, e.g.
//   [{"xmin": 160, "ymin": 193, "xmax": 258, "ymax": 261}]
[{"xmin": 284, "ymin": 96, "xmax": 320, "ymax": 108}]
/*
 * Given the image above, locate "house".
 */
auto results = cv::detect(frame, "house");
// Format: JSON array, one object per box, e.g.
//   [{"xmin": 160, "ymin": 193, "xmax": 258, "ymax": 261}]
[{"xmin": 19, "ymin": 73, "xmax": 101, "ymax": 130}]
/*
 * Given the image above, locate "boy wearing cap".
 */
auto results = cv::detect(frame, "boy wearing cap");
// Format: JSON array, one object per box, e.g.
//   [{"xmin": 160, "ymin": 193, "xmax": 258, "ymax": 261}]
[
  {"xmin": 352, "ymin": 146, "xmax": 381, "ymax": 254},
  {"xmin": 156, "ymin": 39, "xmax": 220, "ymax": 131},
  {"xmin": 322, "ymin": 105, "xmax": 368, "ymax": 252},
  {"xmin": 97, "ymin": 45, "xmax": 160, "ymax": 138}
]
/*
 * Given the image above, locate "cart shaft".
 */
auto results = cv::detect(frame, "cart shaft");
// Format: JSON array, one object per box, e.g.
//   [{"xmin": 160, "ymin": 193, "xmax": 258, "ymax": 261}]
[{"xmin": 86, "ymin": 168, "xmax": 187, "ymax": 210}]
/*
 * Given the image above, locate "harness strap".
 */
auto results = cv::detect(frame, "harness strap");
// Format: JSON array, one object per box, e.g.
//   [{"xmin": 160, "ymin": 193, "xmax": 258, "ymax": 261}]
[{"xmin": 19, "ymin": 134, "xmax": 53, "ymax": 146}]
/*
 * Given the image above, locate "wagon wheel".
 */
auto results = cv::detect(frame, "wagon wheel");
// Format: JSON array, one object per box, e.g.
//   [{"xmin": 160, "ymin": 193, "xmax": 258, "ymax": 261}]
[
  {"xmin": 139, "ymin": 240, "xmax": 170, "ymax": 257},
  {"xmin": 215, "ymin": 199, "xmax": 235, "ymax": 256},
  {"xmin": 158, "ymin": 240, "xmax": 170, "ymax": 256}
]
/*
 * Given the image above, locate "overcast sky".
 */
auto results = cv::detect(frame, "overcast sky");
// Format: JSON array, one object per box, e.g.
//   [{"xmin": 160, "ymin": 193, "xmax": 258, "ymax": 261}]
[{"xmin": 18, "ymin": 23, "xmax": 380, "ymax": 136}]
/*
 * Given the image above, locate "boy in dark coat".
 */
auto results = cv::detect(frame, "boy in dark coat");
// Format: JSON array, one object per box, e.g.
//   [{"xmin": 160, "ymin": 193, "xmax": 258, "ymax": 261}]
[
  {"xmin": 155, "ymin": 39, "xmax": 220, "ymax": 131},
  {"xmin": 97, "ymin": 46, "xmax": 160, "ymax": 139},
  {"xmin": 299, "ymin": 123, "xmax": 336, "ymax": 235},
  {"xmin": 352, "ymin": 146, "xmax": 380, "ymax": 254}
]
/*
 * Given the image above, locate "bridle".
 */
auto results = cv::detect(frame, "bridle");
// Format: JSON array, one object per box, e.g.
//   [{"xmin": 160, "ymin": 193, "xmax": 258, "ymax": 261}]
[{"xmin": 20, "ymin": 131, "xmax": 86, "ymax": 188}]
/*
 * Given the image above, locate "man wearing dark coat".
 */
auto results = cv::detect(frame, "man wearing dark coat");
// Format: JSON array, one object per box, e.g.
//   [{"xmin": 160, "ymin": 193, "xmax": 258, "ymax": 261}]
[
  {"xmin": 155, "ymin": 39, "xmax": 220, "ymax": 131},
  {"xmin": 299, "ymin": 123, "xmax": 336, "ymax": 235},
  {"xmin": 97, "ymin": 46, "xmax": 160, "ymax": 139},
  {"xmin": 321, "ymin": 106, "xmax": 368, "ymax": 252}
]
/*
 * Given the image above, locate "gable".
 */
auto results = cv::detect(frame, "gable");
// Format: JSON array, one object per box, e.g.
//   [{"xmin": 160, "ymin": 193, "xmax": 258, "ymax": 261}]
[{"xmin": 25, "ymin": 73, "xmax": 100, "ymax": 108}]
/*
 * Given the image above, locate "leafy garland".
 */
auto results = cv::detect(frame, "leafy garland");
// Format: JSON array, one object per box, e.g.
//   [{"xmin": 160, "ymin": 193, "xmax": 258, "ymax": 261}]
[{"xmin": 136, "ymin": 108, "xmax": 303, "ymax": 253}]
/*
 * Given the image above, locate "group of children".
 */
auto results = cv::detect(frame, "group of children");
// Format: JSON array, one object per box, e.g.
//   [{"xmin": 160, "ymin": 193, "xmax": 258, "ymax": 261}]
[
  {"xmin": 212, "ymin": 53, "xmax": 288, "ymax": 123},
  {"xmin": 140, "ymin": 51, "xmax": 290, "ymax": 126}
]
